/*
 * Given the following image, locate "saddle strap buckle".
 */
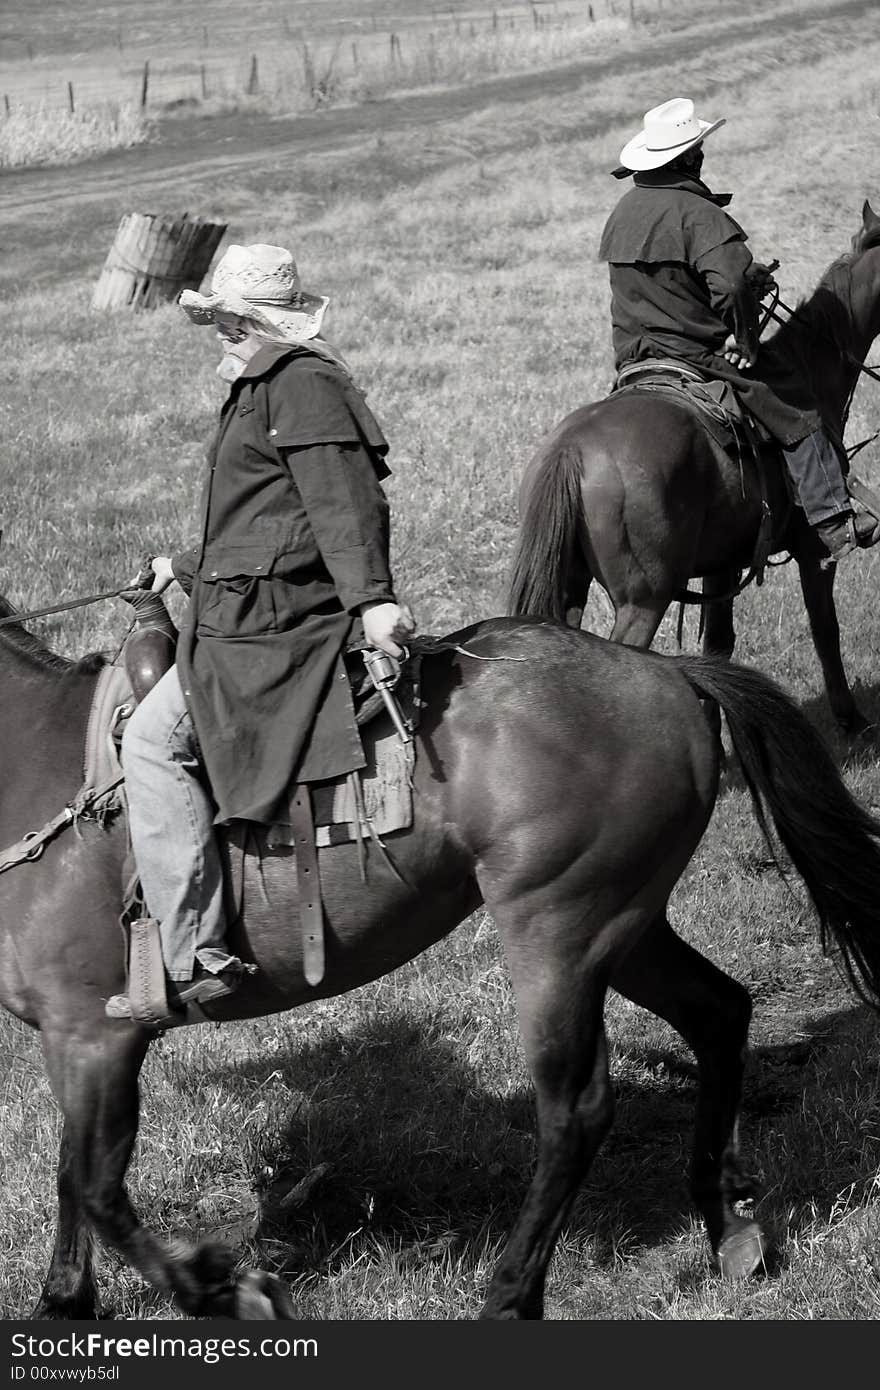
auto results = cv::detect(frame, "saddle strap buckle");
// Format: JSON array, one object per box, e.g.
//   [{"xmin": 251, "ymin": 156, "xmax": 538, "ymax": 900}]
[{"xmin": 21, "ymin": 831, "xmax": 45, "ymax": 862}]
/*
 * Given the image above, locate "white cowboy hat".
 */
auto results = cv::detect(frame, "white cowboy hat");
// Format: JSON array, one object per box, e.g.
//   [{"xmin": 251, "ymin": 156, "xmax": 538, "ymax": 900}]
[
  {"xmin": 178, "ymin": 242, "xmax": 329, "ymax": 341},
  {"xmin": 617, "ymin": 97, "xmax": 725, "ymax": 173}
]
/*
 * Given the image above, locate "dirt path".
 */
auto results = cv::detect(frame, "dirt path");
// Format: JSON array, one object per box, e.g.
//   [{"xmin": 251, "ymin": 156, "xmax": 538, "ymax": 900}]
[{"xmin": 1, "ymin": 0, "xmax": 874, "ymax": 217}]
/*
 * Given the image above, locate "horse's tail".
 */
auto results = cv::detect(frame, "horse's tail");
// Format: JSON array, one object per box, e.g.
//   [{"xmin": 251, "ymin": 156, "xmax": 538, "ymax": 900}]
[
  {"xmin": 677, "ymin": 652, "xmax": 880, "ymax": 1009},
  {"xmin": 507, "ymin": 445, "xmax": 585, "ymax": 621}
]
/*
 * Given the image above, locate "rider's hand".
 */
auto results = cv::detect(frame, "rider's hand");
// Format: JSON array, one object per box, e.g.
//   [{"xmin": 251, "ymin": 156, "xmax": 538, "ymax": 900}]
[
  {"xmin": 721, "ymin": 334, "xmax": 755, "ymax": 371},
  {"xmin": 746, "ymin": 260, "xmax": 779, "ymax": 298},
  {"xmin": 359, "ymin": 600, "xmax": 417, "ymax": 659},
  {"xmin": 130, "ymin": 556, "xmax": 175, "ymax": 594}
]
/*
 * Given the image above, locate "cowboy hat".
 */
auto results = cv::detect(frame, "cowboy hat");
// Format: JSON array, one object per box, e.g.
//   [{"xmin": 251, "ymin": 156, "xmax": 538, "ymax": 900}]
[
  {"xmin": 616, "ymin": 97, "xmax": 725, "ymax": 173},
  {"xmin": 178, "ymin": 242, "xmax": 329, "ymax": 341}
]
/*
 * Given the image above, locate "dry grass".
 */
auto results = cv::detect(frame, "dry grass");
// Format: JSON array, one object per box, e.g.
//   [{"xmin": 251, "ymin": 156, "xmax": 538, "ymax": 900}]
[
  {"xmin": 0, "ymin": 100, "xmax": 155, "ymax": 168},
  {"xmin": 3, "ymin": 0, "xmax": 880, "ymax": 1322}
]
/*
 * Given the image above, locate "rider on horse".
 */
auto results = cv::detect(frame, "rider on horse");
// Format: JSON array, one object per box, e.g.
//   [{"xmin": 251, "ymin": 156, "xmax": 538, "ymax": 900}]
[
  {"xmin": 106, "ymin": 243, "xmax": 415, "ymax": 1022},
  {"xmin": 598, "ymin": 97, "xmax": 880, "ymax": 564}
]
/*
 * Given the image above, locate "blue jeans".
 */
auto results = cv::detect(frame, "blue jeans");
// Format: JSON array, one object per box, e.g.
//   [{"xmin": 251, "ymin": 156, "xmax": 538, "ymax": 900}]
[
  {"xmin": 783, "ymin": 428, "xmax": 850, "ymax": 525},
  {"xmin": 121, "ymin": 664, "xmax": 238, "ymax": 982}
]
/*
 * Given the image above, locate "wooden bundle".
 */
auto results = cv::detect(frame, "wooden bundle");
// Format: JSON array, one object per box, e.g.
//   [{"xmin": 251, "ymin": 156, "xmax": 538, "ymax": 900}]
[{"xmin": 92, "ymin": 212, "xmax": 227, "ymax": 312}]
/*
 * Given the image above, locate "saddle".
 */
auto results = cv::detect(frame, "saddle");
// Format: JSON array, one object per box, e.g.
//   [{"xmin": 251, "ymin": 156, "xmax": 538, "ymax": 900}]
[
  {"xmin": 613, "ymin": 357, "xmax": 772, "ymax": 455},
  {"xmin": 116, "ymin": 637, "xmax": 423, "ymax": 1025},
  {"xmin": 612, "ymin": 358, "xmax": 783, "ymax": 599}
]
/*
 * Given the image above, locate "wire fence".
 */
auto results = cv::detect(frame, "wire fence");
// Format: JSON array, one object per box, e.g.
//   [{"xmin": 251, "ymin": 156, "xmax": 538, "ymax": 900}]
[{"xmin": 0, "ymin": 0, "xmax": 686, "ymax": 116}]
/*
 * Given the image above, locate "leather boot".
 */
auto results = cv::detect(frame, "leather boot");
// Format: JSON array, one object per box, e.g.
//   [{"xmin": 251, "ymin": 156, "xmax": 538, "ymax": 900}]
[{"xmin": 816, "ymin": 510, "xmax": 880, "ymax": 562}]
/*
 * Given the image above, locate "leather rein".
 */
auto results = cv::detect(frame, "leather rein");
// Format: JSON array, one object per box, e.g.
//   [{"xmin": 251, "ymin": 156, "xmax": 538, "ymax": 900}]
[{"xmin": 0, "ymin": 583, "xmax": 135, "ymax": 630}]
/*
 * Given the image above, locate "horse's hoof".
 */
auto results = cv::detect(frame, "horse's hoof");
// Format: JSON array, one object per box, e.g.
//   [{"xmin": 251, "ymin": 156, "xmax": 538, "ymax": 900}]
[
  {"xmin": 30, "ymin": 1292, "xmax": 99, "ymax": 1319},
  {"xmin": 717, "ymin": 1220, "xmax": 768, "ymax": 1280},
  {"xmin": 235, "ymin": 1269, "xmax": 296, "ymax": 1319},
  {"xmin": 838, "ymin": 710, "xmax": 874, "ymax": 741}
]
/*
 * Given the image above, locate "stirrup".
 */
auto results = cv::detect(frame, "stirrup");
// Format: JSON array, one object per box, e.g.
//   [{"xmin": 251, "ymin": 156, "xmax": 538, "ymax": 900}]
[
  {"xmin": 105, "ymin": 961, "xmax": 246, "ymax": 1028},
  {"xmin": 127, "ymin": 916, "xmax": 173, "ymax": 1024},
  {"xmin": 818, "ymin": 512, "xmax": 880, "ymax": 568}
]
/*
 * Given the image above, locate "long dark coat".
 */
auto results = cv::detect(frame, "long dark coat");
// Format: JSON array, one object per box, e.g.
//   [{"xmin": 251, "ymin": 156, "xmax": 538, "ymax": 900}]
[
  {"xmin": 598, "ymin": 170, "xmax": 822, "ymax": 446},
  {"xmin": 172, "ymin": 344, "xmax": 396, "ymax": 825}
]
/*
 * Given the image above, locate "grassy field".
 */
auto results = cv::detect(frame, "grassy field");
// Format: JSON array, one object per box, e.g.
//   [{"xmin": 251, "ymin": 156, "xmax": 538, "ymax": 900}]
[{"xmin": 3, "ymin": 0, "xmax": 880, "ymax": 1322}]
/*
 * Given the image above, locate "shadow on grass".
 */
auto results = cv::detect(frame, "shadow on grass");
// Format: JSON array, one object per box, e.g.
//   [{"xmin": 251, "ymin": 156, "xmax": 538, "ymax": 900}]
[{"xmin": 201, "ymin": 993, "xmax": 878, "ymax": 1285}]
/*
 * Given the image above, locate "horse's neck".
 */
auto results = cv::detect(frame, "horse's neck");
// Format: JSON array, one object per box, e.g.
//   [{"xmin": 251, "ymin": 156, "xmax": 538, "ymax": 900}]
[
  {"xmin": 848, "ymin": 250, "xmax": 880, "ymax": 361},
  {"xmin": 788, "ymin": 255, "xmax": 880, "ymax": 418},
  {"xmin": 0, "ymin": 624, "xmax": 97, "ymax": 792},
  {"xmin": 769, "ymin": 302, "xmax": 848, "ymax": 428}
]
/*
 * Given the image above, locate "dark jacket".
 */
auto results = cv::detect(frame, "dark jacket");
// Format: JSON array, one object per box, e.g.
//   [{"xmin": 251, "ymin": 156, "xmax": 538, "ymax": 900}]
[
  {"xmin": 172, "ymin": 344, "xmax": 396, "ymax": 825},
  {"xmin": 598, "ymin": 170, "xmax": 822, "ymax": 445}
]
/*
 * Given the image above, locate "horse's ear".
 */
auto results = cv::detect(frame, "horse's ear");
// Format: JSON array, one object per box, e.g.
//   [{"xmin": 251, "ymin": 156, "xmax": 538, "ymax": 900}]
[{"xmin": 863, "ymin": 199, "xmax": 880, "ymax": 230}]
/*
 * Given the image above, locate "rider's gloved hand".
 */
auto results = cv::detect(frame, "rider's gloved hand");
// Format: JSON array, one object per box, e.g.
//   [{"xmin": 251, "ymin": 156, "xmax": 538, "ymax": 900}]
[
  {"xmin": 359, "ymin": 600, "xmax": 417, "ymax": 659},
  {"xmin": 746, "ymin": 260, "xmax": 779, "ymax": 298}
]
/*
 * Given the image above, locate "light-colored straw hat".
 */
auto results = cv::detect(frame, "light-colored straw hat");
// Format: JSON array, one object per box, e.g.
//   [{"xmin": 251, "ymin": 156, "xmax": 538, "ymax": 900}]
[
  {"xmin": 178, "ymin": 243, "xmax": 329, "ymax": 341},
  {"xmin": 617, "ymin": 97, "xmax": 725, "ymax": 173}
]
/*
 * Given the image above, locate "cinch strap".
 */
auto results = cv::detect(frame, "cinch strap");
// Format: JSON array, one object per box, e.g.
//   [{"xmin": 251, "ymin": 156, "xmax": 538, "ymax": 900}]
[{"xmin": 289, "ymin": 784, "xmax": 325, "ymax": 986}]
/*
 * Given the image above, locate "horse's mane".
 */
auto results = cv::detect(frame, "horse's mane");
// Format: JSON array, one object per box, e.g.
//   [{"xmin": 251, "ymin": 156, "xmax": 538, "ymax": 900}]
[
  {"xmin": 0, "ymin": 595, "xmax": 106, "ymax": 675},
  {"xmin": 766, "ymin": 221, "xmax": 880, "ymax": 386}
]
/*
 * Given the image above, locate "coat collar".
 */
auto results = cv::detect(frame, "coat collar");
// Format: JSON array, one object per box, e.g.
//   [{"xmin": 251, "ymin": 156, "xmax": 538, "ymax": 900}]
[
  {"xmin": 632, "ymin": 169, "xmax": 733, "ymax": 207},
  {"xmin": 236, "ymin": 342, "xmax": 304, "ymax": 381},
  {"xmin": 221, "ymin": 343, "xmax": 317, "ymax": 402}
]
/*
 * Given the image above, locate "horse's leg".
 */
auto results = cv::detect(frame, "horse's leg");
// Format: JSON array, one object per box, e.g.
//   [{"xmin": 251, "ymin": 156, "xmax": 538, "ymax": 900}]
[
  {"xmin": 699, "ymin": 572, "xmax": 738, "ymax": 745},
  {"xmin": 611, "ymin": 915, "xmax": 765, "ymax": 1277},
  {"xmin": 39, "ymin": 1025, "xmax": 294, "ymax": 1320},
  {"xmin": 32, "ymin": 1129, "xmax": 99, "ymax": 1318},
  {"xmin": 563, "ymin": 544, "xmax": 592, "ymax": 629},
  {"xmin": 608, "ymin": 596, "xmax": 668, "ymax": 648},
  {"xmin": 480, "ymin": 906, "xmax": 614, "ymax": 1319},
  {"xmin": 701, "ymin": 576, "xmax": 737, "ymax": 661},
  {"xmin": 796, "ymin": 547, "xmax": 870, "ymax": 735}
]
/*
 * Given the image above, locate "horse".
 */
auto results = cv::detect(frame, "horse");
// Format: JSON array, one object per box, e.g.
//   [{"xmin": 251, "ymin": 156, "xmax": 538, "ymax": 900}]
[
  {"xmin": 507, "ymin": 201, "xmax": 880, "ymax": 736},
  {"xmin": 4, "ymin": 593, "xmax": 880, "ymax": 1322}
]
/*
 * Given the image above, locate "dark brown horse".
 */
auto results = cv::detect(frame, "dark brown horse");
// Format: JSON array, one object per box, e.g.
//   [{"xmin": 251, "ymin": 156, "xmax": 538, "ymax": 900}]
[
  {"xmin": 508, "ymin": 201, "xmax": 880, "ymax": 735},
  {"xmin": 4, "ymin": 594, "xmax": 880, "ymax": 1320}
]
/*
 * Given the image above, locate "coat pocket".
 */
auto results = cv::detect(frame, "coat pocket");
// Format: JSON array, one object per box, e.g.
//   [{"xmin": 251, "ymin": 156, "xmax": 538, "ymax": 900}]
[{"xmin": 196, "ymin": 543, "xmax": 278, "ymax": 638}]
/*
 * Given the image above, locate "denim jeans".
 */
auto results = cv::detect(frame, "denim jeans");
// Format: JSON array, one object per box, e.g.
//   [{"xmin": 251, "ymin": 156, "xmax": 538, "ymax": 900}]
[
  {"xmin": 783, "ymin": 428, "xmax": 850, "ymax": 525},
  {"xmin": 121, "ymin": 664, "xmax": 237, "ymax": 981}
]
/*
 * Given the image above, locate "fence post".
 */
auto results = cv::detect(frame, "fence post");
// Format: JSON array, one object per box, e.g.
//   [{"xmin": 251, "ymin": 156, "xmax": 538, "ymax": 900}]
[
  {"xmin": 200, "ymin": 63, "xmax": 207, "ymax": 99},
  {"xmin": 67, "ymin": 81, "xmax": 75, "ymax": 114},
  {"xmin": 93, "ymin": 213, "xmax": 228, "ymax": 313},
  {"xmin": 3, "ymin": 95, "xmax": 9, "ymax": 116},
  {"xmin": 140, "ymin": 60, "xmax": 149, "ymax": 108},
  {"xmin": 247, "ymin": 53, "xmax": 259, "ymax": 94}
]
